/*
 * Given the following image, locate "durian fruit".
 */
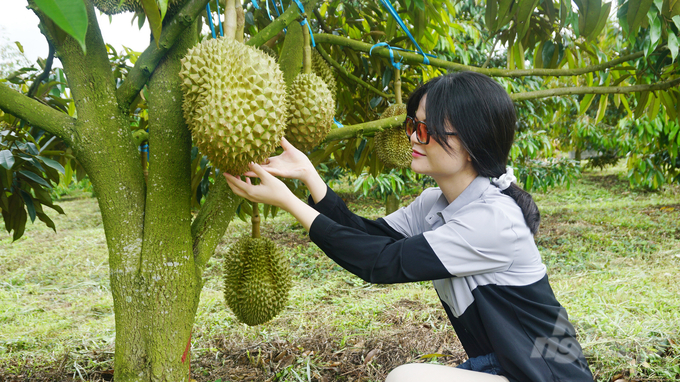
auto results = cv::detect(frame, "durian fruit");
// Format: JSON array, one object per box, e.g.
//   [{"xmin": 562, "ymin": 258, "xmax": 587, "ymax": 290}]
[
  {"xmin": 311, "ymin": 49, "xmax": 337, "ymax": 100},
  {"xmin": 93, "ymin": 0, "xmax": 185, "ymax": 15},
  {"xmin": 375, "ymin": 69, "xmax": 411, "ymax": 169},
  {"xmin": 375, "ymin": 103, "xmax": 411, "ymax": 168},
  {"xmin": 179, "ymin": 37, "xmax": 288, "ymax": 175},
  {"xmin": 223, "ymin": 202, "xmax": 292, "ymax": 326},
  {"xmin": 284, "ymin": 23, "xmax": 335, "ymax": 152},
  {"xmin": 259, "ymin": 45, "xmax": 279, "ymax": 62}
]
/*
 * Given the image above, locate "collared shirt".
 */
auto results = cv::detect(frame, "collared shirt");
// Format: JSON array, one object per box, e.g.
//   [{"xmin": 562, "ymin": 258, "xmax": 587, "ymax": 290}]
[{"xmin": 308, "ymin": 177, "xmax": 593, "ymax": 382}]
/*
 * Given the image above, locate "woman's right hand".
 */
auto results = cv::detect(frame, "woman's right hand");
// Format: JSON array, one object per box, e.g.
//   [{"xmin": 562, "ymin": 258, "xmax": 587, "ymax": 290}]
[{"xmin": 244, "ymin": 137, "xmax": 315, "ymax": 183}]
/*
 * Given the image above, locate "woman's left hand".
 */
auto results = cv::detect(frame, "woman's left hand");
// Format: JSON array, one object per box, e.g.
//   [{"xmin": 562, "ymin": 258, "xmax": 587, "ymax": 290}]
[{"xmin": 224, "ymin": 162, "xmax": 296, "ymax": 210}]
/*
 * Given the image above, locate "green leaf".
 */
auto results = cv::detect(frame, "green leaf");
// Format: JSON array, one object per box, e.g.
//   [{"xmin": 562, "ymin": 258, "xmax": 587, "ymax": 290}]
[
  {"xmin": 141, "ymin": 0, "xmax": 164, "ymax": 47},
  {"xmin": 19, "ymin": 190, "xmax": 36, "ymax": 223},
  {"xmin": 649, "ymin": 14, "xmax": 662, "ymax": 45},
  {"xmin": 0, "ymin": 150, "xmax": 15, "ymax": 170},
  {"xmin": 32, "ymin": 0, "xmax": 88, "ymax": 53},
  {"xmin": 515, "ymin": 0, "xmax": 541, "ymax": 41},
  {"xmin": 12, "ymin": 207, "xmax": 27, "ymax": 241},
  {"xmin": 37, "ymin": 156, "xmax": 66, "ymax": 174},
  {"xmin": 36, "ymin": 211, "xmax": 56, "ymax": 232},
  {"xmin": 579, "ymin": 94, "xmax": 596, "ymax": 114},
  {"xmin": 18, "ymin": 170, "xmax": 51, "ymax": 189},
  {"xmin": 627, "ymin": 0, "xmax": 655, "ymax": 34},
  {"xmin": 674, "ymin": 15, "xmax": 680, "ymax": 29},
  {"xmin": 595, "ymin": 95, "xmax": 609, "ymax": 123},
  {"xmin": 486, "ymin": 0, "xmax": 499, "ymax": 31},
  {"xmin": 15, "ymin": 41, "xmax": 24, "ymax": 54},
  {"xmin": 668, "ymin": 33, "xmax": 679, "ymax": 61}
]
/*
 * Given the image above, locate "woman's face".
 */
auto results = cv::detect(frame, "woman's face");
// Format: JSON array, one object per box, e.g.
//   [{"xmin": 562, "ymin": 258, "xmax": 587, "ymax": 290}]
[{"xmin": 409, "ymin": 94, "xmax": 477, "ymax": 182}]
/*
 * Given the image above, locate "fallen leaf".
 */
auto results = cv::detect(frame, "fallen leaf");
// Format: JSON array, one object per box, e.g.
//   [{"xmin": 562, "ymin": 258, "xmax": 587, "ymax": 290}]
[{"xmin": 364, "ymin": 348, "xmax": 380, "ymax": 365}]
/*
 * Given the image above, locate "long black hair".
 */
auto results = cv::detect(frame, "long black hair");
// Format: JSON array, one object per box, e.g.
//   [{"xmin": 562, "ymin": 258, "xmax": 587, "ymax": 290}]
[{"xmin": 406, "ymin": 72, "xmax": 540, "ymax": 234}]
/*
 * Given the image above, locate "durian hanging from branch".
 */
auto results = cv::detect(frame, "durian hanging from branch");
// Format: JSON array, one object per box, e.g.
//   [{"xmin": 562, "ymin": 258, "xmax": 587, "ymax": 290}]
[
  {"xmin": 284, "ymin": 18, "xmax": 335, "ymax": 152},
  {"xmin": 178, "ymin": 0, "xmax": 288, "ymax": 175},
  {"xmin": 223, "ymin": 201, "xmax": 293, "ymax": 326},
  {"xmin": 375, "ymin": 68, "xmax": 411, "ymax": 169}
]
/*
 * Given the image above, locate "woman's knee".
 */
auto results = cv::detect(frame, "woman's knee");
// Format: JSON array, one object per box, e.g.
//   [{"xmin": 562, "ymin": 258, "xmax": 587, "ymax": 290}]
[{"xmin": 385, "ymin": 364, "xmax": 422, "ymax": 382}]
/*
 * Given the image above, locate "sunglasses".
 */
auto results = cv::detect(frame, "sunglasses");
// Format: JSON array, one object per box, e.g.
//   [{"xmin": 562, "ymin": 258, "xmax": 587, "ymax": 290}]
[{"xmin": 403, "ymin": 116, "xmax": 458, "ymax": 145}]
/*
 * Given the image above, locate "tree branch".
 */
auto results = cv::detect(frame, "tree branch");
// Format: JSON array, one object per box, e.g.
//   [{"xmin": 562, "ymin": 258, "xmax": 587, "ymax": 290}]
[
  {"xmin": 323, "ymin": 114, "xmax": 405, "ymax": 142},
  {"xmin": 116, "ymin": 0, "xmax": 211, "ymax": 110},
  {"xmin": 192, "ymin": 174, "xmax": 242, "ymax": 272},
  {"xmin": 316, "ymin": 45, "xmax": 394, "ymax": 99},
  {"xmin": 314, "ymin": 33, "xmax": 646, "ymax": 78},
  {"xmin": 245, "ymin": 0, "xmax": 320, "ymax": 48},
  {"xmin": 510, "ymin": 77, "xmax": 680, "ymax": 101},
  {"xmin": 0, "ymin": 82, "xmax": 76, "ymax": 140}
]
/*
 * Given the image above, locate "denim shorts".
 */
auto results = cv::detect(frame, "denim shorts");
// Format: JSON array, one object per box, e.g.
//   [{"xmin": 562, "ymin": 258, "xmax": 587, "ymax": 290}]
[{"xmin": 456, "ymin": 352, "xmax": 505, "ymax": 376}]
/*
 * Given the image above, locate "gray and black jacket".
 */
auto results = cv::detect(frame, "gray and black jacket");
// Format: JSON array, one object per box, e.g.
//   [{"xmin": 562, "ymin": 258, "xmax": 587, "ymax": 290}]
[{"xmin": 308, "ymin": 176, "xmax": 593, "ymax": 382}]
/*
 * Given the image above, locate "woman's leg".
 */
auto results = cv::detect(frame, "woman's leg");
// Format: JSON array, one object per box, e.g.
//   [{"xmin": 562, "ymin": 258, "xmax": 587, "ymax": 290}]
[{"xmin": 385, "ymin": 363, "xmax": 510, "ymax": 382}]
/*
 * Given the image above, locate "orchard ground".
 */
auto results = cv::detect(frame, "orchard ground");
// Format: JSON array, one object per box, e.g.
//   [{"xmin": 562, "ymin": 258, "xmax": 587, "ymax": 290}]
[{"xmin": 0, "ymin": 163, "xmax": 678, "ymax": 382}]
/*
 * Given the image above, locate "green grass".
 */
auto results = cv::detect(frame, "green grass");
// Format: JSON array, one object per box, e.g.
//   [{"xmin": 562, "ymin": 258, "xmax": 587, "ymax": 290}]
[{"xmin": 1, "ymin": 164, "xmax": 679, "ymax": 381}]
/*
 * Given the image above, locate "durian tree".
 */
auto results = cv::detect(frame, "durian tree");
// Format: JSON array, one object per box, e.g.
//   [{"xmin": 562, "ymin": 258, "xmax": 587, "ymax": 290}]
[{"xmin": 1, "ymin": 0, "xmax": 680, "ymax": 380}]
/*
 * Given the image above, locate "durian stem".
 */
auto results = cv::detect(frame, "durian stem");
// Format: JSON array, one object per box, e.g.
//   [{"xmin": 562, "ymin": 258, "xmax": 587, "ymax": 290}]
[
  {"xmin": 235, "ymin": 0, "xmax": 245, "ymax": 42},
  {"xmin": 140, "ymin": 148, "xmax": 148, "ymax": 183},
  {"xmin": 302, "ymin": 20, "xmax": 312, "ymax": 75},
  {"xmin": 251, "ymin": 202, "xmax": 261, "ymax": 238},
  {"xmin": 394, "ymin": 68, "xmax": 402, "ymax": 105},
  {"xmin": 224, "ymin": 0, "xmax": 237, "ymax": 40}
]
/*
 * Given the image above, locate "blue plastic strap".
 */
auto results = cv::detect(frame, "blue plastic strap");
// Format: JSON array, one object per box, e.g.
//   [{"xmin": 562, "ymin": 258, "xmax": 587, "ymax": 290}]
[
  {"xmin": 216, "ymin": 0, "xmax": 224, "ymax": 37},
  {"xmin": 292, "ymin": 0, "xmax": 315, "ymax": 47},
  {"xmin": 252, "ymin": 0, "xmax": 260, "ymax": 9},
  {"xmin": 333, "ymin": 117, "xmax": 343, "ymax": 128},
  {"xmin": 370, "ymin": 42, "xmax": 404, "ymax": 70},
  {"xmin": 206, "ymin": 4, "xmax": 217, "ymax": 39},
  {"xmin": 378, "ymin": 0, "xmax": 430, "ymax": 65}
]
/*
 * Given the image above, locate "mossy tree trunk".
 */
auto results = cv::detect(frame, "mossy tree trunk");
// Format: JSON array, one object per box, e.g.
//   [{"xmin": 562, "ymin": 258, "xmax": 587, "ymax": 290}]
[{"xmin": 17, "ymin": 1, "xmax": 244, "ymax": 380}]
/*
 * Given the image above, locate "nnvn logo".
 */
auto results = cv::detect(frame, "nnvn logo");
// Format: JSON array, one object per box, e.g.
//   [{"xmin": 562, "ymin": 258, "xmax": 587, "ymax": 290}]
[{"xmin": 530, "ymin": 310, "xmax": 582, "ymax": 364}]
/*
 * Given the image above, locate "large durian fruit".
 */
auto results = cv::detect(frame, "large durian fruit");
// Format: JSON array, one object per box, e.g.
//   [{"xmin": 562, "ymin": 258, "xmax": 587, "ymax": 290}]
[
  {"xmin": 375, "ymin": 68, "xmax": 411, "ymax": 169},
  {"xmin": 179, "ymin": 37, "xmax": 288, "ymax": 175},
  {"xmin": 284, "ymin": 25, "xmax": 335, "ymax": 152},
  {"xmin": 93, "ymin": 0, "xmax": 185, "ymax": 15},
  {"xmin": 224, "ymin": 203, "xmax": 292, "ymax": 326},
  {"xmin": 311, "ymin": 49, "xmax": 337, "ymax": 100}
]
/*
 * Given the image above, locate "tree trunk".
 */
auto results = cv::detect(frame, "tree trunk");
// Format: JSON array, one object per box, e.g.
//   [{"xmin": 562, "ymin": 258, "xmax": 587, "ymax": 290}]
[{"xmin": 385, "ymin": 194, "xmax": 400, "ymax": 215}]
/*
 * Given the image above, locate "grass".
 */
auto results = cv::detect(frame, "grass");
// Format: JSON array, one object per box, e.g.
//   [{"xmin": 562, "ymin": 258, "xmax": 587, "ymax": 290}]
[{"xmin": 0, "ymin": 164, "xmax": 678, "ymax": 381}]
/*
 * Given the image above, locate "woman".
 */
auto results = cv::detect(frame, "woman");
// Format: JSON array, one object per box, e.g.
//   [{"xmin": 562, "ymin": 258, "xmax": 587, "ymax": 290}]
[{"xmin": 224, "ymin": 72, "xmax": 594, "ymax": 382}]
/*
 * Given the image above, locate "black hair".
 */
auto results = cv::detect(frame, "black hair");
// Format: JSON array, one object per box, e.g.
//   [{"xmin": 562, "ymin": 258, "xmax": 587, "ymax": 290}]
[{"xmin": 406, "ymin": 72, "xmax": 540, "ymax": 234}]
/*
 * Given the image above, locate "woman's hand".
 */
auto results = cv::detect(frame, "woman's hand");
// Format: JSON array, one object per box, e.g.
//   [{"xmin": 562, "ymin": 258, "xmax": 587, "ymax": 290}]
[
  {"xmin": 243, "ymin": 138, "xmax": 315, "ymax": 183},
  {"xmin": 224, "ymin": 161, "xmax": 321, "ymax": 231},
  {"xmin": 224, "ymin": 162, "xmax": 296, "ymax": 210}
]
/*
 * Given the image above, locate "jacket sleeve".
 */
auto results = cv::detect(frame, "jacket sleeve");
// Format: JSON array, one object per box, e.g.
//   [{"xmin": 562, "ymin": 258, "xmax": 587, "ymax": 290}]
[
  {"xmin": 308, "ymin": 185, "xmax": 404, "ymax": 240},
  {"xmin": 309, "ymin": 214, "xmax": 452, "ymax": 284}
]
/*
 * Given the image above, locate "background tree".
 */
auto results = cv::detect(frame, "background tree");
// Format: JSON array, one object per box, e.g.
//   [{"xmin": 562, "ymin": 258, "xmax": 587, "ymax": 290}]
[{"xmin": 0, "ymin": 0, "xmax": 679, "ymax": 380}]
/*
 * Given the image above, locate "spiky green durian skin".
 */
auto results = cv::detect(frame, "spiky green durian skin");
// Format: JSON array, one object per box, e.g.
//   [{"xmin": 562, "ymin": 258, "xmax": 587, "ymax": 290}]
[
  {"xmin": 258, "ymin": 45, "xmax": 279, "ymax": 62},
  {"xmin": 375, "ymin": 104, "xmax": 411, "ymax": 169},
  {"xmin": 285, "ymin": 73, "xmax": 335, "ymax": 152},
  {"xmin": 179, "ymin": 38, "xmax": 288, "ymax": 175},
  {"xmin": 93, "ymin": 0, "xmax": 184, "ymax": 14},
  {"xmin": 311, "ymin": 49, "xmax": 336, "ymax": 100},
  {"xmin": 223, "ymin": 237, "xmax": 292, "ymax": 326}
]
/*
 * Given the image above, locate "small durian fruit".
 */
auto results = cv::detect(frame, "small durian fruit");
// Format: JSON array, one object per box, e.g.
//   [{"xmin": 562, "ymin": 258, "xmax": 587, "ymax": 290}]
[
  {"xmin": 179, "ymin": 37, "xmax": 288, "ymax": 175},
  {"xmin": 259, "ymin": 45, "xmax": 279, "ymax": 62},
  {"xmin": 93, "ymin": 0, "xmax": 184, "ymax": 15},
  {"xmin": 375, "ymin": 103, "xmax": 411, "ymax": 169},
  {"xmin": 224, "ymin": 202, "xmax": 292, "ymax": 326},
  {"xmin": 284, "ymin": 22, "xmax": 335, "ymax": 152},
  {"xmin": 285, "ymin": 73, "xmax": 334, "ymax": 152},
  {"xmin": 311, "ymin": 49, "xmax": 336, "ymax": 100}
]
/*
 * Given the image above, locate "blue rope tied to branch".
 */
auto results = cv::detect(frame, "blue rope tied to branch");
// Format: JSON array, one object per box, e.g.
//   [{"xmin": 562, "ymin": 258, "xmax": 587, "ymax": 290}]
[
  {"xmin": 333, "ymin": 117, "xmax": 343, "ymax": 128},
  {"xmin": 377, "ymin": 0, "xmax": 431, "ymax": 65},
  {"xmin": 215, "ymin": 0, "xmax": 224, "ymax": 37},
  {"xmin": 206, "ymin": 4, "xmax": 217, "ymax": 38},
  {"xmin": 370, "ymin": 42, "xmax": 405, "ymax": 70},
  {"xmin": 292, "ymin": 0, "xmax": 315, "ymax": 46},
  {"xmin": 252, "ymin": 0, "xmax": 260, "ymax": 9}
]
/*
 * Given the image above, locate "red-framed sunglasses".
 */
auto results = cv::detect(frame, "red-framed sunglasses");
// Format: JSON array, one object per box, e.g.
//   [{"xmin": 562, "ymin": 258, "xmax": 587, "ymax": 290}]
[{"xmin": 403, "ymin": 116, "xmax": 457, "ymax": 145}]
